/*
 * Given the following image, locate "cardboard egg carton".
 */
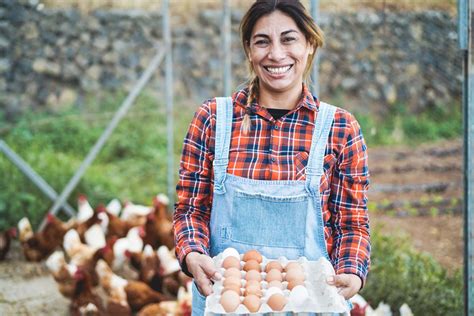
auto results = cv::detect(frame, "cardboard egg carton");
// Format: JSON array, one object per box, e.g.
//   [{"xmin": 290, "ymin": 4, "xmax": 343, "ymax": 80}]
[{"xmin": 204, "ymin": 250, "xmax": 350, "ymax": 315}]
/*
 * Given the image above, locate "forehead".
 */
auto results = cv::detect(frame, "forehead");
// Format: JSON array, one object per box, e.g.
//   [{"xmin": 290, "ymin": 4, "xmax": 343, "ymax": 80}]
[{"xmin": 251, "ymin": 10, "xmax": 301, "ymax": 36}]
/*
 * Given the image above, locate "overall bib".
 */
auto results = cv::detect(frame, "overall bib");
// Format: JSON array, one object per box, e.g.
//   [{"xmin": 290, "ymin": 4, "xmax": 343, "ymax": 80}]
[{"xmin": 192, "ymin": 97, "xmax": 340, "ymax": 315}]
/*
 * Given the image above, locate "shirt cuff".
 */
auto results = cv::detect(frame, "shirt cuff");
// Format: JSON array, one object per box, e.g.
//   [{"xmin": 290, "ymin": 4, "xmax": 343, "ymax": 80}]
[
  {"xmin": 334, "ymin": 259, "xmax": 369, "ymax": 289},
  {"xmin": 176, "ymin": 244, "xmax": 210, "ymax": 278}
]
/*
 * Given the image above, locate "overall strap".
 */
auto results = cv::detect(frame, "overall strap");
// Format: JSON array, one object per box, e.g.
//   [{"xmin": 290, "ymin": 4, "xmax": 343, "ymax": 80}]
[
  {"xmin": 305, "ymin": 101, "xmax": 337, "ymax": 195},
  {"xmin": 213, "ymin": 97, "xmax": 233, "ymax": 194}
]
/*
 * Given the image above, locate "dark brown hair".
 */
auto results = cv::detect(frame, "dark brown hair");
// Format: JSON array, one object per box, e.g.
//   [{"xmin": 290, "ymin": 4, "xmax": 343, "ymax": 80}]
[{"xmin": 239, "ymin": 0, "xmax": 324, "ymax": 133}]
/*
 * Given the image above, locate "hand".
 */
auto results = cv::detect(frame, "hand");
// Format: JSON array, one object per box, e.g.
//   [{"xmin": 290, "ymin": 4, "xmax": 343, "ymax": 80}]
[
  {"xmin": 185, "ymin": 252, "xmax": 222, "ymax": 296},
  {"xmin": 326, "ymin": 273, "xmax": 362, "ymax": 300}
]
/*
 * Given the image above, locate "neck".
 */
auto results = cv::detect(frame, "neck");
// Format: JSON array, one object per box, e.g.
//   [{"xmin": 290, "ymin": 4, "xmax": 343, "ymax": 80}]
[{"xmin": 258, "ymin": 84, "xmax": 304, "ymax": 110}]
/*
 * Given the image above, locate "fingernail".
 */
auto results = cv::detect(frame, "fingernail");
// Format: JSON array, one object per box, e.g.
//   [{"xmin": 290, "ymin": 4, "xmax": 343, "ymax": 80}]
[{"xmin": 326, "ymin": 276, "xmax": 334, "ymax": 283}]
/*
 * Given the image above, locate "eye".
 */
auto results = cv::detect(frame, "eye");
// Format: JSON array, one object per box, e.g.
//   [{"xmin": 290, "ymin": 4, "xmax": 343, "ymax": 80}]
[
  {"xmin": 282, "ymin": 36, "xmax": 297, "ymax": 44},
  {"xmin": 253, "ymin": 39, "xmax": 269, "ymax": 47}
]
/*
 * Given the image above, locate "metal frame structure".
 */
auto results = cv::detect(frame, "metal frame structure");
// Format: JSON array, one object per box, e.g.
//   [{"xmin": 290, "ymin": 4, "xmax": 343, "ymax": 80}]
[
  {"xmin": 1, "ymin": 0, "xmax": 174, "ymax": 229},
  {"xmin": 459, "ymin": 0, "xmax": 473, "ymax": 314}
]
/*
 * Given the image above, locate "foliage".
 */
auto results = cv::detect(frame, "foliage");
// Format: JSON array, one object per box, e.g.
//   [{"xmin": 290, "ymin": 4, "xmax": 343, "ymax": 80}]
[
  {"xmin": 0, "ymin": 90, "xmax": 195, "ymax": 230},
  {"xmin": 361, "ymin": 229, "xmax": 463, "ymax": 315},
  {"xmin": 353, "ymin": 101, "xmax": 462, "ymax": 146}
]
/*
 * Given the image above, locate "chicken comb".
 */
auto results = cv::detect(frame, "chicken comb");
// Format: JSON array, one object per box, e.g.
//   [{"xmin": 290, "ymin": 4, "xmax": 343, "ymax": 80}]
[
  {"xmin": 46, "ymin": 213, "xmax": 55, "ymax": 223},
  {"xmin": 78, "ymin": 194, "xmax": 87, "ymax": 201},
  {"xmin": 96, "ymin": 204, "xmax": 107, "ymax": 212},
  {"xmin": 7, "ymin": 227, "xmax": 17, "ymax": 238},
  {"xmin": 73, "ymin": 268, "xmax": 85, "ymax": 280},
  {"xmin": 124, "ymin": 249, "xmax": 132, "ymax": 258}
]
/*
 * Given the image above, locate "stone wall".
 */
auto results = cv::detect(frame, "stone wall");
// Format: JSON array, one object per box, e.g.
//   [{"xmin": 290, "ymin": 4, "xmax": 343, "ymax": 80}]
[{"xmin": 0, "ymin": 0, "xmax": 461, "ymax": 120}]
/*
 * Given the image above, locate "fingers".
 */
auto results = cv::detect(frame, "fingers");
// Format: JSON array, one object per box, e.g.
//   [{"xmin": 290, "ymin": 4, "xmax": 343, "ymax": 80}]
[
  {"xmin": 185, "ymin": 252, "xmax": 222, "ymax": 297},
  {"xmin": 326, "ymin": 274, "xmax": 362, "ymax": 300},
  {"xmin": 201, "ymin": 256, "xmax": 222, "ymax": 281}
]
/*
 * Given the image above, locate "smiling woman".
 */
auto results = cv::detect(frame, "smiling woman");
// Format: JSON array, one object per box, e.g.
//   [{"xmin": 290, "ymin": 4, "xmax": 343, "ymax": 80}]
[{"xmin": 173, "ymin": 1, "xmax": 371, "ymax": 315}]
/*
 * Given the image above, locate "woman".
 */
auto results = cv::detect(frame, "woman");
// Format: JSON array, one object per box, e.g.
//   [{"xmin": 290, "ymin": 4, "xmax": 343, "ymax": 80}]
[{"xmin": 173, "ymin": 0, "xmax": 370, "ymax": 314}]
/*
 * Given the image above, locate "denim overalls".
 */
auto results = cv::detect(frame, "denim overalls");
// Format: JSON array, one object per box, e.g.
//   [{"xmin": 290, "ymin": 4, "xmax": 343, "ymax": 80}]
[{"xmin": 192, "ymin": 97, "xmax": 340, "ymax": 315}]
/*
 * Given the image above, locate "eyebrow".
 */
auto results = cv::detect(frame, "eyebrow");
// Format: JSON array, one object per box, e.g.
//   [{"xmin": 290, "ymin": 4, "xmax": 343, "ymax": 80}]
[{"xmin": 252, "ymin": 29, "xmax": 299, "ymax": 39}]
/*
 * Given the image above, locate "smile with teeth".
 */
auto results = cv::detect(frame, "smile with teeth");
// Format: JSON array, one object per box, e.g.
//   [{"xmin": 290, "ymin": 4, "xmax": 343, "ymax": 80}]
[{"xmin": 264, "ymin": 65, "xmax": 293, "ymax": 75}]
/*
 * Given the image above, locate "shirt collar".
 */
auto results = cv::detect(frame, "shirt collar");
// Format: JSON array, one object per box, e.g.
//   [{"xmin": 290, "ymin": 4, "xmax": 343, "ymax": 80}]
[{"xmin": 233, "ymin": 83, "xmax": 320, "ymax": 114}]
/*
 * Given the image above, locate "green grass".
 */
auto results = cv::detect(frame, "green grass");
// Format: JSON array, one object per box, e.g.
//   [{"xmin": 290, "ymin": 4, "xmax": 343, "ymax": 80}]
[{"xmin": 0, "ymin": 90, "xmax": 195, "ymax": 230}]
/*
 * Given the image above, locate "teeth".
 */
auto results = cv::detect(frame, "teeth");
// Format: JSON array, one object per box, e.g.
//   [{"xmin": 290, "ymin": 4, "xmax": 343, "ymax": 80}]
[{"xmin": 266, "ymin": 65, "xmax": 291, "ymax": 74}]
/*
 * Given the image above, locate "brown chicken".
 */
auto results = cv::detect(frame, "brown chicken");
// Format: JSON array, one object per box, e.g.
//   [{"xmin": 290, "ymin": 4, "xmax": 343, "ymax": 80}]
[
  {"xmin": 101, "ymin": 205, "xmax": 135, "ymax": 239},
  {"xmin": 0, "ymin": 227, "xmax": 17, "ymax": 261},
  {"xmin": 143, "ymin": 195, "xmax": 174, "ymax": 249},
  {"xmin": 19, "ymin": 214, "xmax": 74, "ymax": 261},
  {"xmin": 70, "ymin": 268, "xmax": 104, "ymax": 316},
  {"xmin": 127, "ymin": 245, "xmax": 163, "ymax": 292},
  {"xmin": 46, "ymin": 251, "xmax": 79, "ymax": 298}
]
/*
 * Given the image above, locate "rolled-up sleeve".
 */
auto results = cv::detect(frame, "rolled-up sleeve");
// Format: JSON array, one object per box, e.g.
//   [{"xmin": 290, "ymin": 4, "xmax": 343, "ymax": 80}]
[
  {"xmin": 173, "ymin": 100, "xmax": 215, "ymax": 270},
  {"xmin": 329, "ymin": 112, "xmax": 371, "ymax": 287}
]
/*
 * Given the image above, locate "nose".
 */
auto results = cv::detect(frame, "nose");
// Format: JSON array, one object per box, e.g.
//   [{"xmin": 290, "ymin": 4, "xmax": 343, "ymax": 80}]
[{"xmin": 268, "ymin": 42, "xmax": 286, "ymax": 61}]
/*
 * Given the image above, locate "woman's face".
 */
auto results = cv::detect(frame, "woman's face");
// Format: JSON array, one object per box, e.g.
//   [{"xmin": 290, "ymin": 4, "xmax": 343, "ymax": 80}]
[{"xmin": 247, "ymin": 10, "xmax": 313, "ymax": 96}]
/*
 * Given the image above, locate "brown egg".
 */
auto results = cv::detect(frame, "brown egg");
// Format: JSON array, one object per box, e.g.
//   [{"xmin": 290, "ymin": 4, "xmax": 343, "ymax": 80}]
[
  {"xmin": 265, "ymin": 260, "xmax": 283, "ymax": 273},
  {"xmin": 285, "ymin": 262, "xmax": 303, "ymax": 272},
  {"xmin": 243, "ymin": 259, "xmax": 261, "ymax": 272},
  {"xmin": 224, "ymin": 283, "xmax": 241, "ymax": 294},
  {"xmin": 223, "ymin": 276, "xmax": 242, "ymax": 289},
  {"xmin": 266, "ymin": 268, "xmax": 283, "ymax": 282},
  {"xmin": 243, "ymin": 294, "xmax": 261, "ymax": 313},
  {"xmin": 245, "ymin": 269, "xmax": 262, "ymax": 282},
  {"xmin": 245, "ymin": 279, "xmax": 260, "ymax": 288},
  {"xmin": 267, "ymin": 293, "xmax": 287, "ymax": 311},
  {"xmin": 267, "ymin": 280, "xmax": 283, "ymax": 289},
  {"xmin": 285, "ymin": 268, "xmax": 305, "ymax": 282},
  {"xmin": 222, "ymin": 256, "xmax": 241, "ymax": 270},
  {"xmin": 244, "ymin": 283, "xmax": 263, "ymax": 297},
  {"xmin": 224, "ymin": 267, "xmax": 242, "ymax": 279},
  {"xmin": 220, "ymin": 290, "xmax": 241, "ymax": 312},
  {"xmin": 287, "ymin": 278, "xmax": 305, "ymax": 290},
  {"xmin": 243, "ymin": 249, "xmax": 263, "ymax": 263}
]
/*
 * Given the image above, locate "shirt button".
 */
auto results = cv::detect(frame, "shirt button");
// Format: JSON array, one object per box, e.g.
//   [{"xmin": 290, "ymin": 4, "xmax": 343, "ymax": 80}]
[
  {"xmin": 270, "ymin": 157, "xmax": 276, "ymax": 163},
  {"xmin": 274, "ymin": 125, "xmax": 279, "ymax": 130}
]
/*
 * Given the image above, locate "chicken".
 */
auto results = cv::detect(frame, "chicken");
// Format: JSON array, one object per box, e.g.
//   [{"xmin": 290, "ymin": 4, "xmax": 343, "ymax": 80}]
[
  {"xmin": 96, "ymin": 259, "xmax": 130, "ymax": 311},
  {"xmin": 0, "ymin": 227, "xmax": 17, "ymax": 260},
  {"xmin": 155, "ymin": 246, "xmax": 191, "ymax": 297},
  {"xmin": 106, "ymin": 198, "xmax": 122, "ymax": 217},
  {"xmin": 46, "ymin": 251, "xmax": 79, "ymax": 298},
  {"xmin": 70, "ymin": 268, "xmax": 104, "ymax": 316},
  {"xmin": 140, "ymin": 285, "xmax": 191, "ymax": 316},
  {"xmin": 96, "ymin": 259, "xmax": 172, "ymax": 312},
  {"xmin": 103, "ymin": 208, "xmax": 135, "ymax": 240},
  {"xmin": 112, "ymin": 226, "xmax": 144, "ymax": 270},
  {"xmin": 143, "ymin": 194, "xmax": 174, "ymax": 249},
  {"xmin": 84, "ymin": 224, "xmax": 106, "ymax": 251},
  {"xmin": 120, "ymin": 201, "xmax": 152, "ymax": 227},
  {"xmin": 127, "ymin": 245, "xmax": 163, "ymax": 292},
  {"xmin": 77, "ymin": 195, "xmax": 94, "ymax": 223},
  {"xmin": 76, "ymin": 208, "xmax": 102, "ymax": 243},
  {"xmin": 19, "ymin": 214, "xmax": 73, "ymax": 261},
  {"xmin": 63, "ymin": 229, "xmax": 97, "ymax": 266}
]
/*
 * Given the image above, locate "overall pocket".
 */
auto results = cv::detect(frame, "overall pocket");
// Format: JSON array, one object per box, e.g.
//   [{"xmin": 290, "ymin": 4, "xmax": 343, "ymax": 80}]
[{"xmin": 231, "ymin": 190, "xmax": 308, "ymax": 249}]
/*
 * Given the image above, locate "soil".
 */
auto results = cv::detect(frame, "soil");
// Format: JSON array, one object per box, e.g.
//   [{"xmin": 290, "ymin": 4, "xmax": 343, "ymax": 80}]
[{"xmin": 0, "ymin": 138, "xmax": 464, "ymax": 314}]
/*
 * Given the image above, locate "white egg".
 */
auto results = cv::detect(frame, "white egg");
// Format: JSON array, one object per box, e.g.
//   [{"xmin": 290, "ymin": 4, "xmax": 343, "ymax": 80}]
[
  {"xmin": 289, "ymin": 285, "xmax": 309, "ymax": 307},
  {"xmin": 222, "ymin": 247, "xmax": 241, "ymax": 260},
  {"xmin": 264, "ymin": 286, "xmax": 283, "ymax": 299}
]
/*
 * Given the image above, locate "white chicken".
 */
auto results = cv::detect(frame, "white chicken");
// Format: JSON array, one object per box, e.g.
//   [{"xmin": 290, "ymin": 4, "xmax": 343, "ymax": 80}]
[
  {"xmin": 157, "ymin": 245, "xmax": 181, "ymax": 275},
  {"xmin": 77, "ymin": 195, "xmax": 94, "ymax": 223},
  {"xmin": 112, "ymin": 227, "xmax": 144, "ymax": 269},
  {"xmin": 106, "ymin": 198, "xmax": 122, "ymax": 217},
  {"xmin": 84, "ymin": 224, "xmax": 106, "ymax": 250},
  {"xmin": 120, "ymin": 201, "xmax": 152, "ymax": 225}
]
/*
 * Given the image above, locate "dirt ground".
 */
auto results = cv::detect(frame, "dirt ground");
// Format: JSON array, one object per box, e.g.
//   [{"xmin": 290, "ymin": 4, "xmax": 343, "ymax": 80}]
[{"xmin": 0, "ymin": 138, "xmax": 464, "ymax": 315}]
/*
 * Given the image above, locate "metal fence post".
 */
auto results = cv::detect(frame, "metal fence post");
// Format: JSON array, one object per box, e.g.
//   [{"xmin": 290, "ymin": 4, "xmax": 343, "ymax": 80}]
[
  {"xmin": 459, "ymin": 0, "xmax": 473, "ymax": 314},
  {"xmin": 310, "ymin": 0, "xmax": 320, "ymax": 97},
  {"xmin": 223, "ymin": 0, "xmax": 232, "ymax": 96},
  {"xmin": 163, "ymin": 0, "xmax": 175, "ymax": 212}
]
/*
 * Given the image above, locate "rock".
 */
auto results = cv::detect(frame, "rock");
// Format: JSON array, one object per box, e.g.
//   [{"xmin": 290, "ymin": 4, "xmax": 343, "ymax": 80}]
[
  {"xmin": 341, "ymin": 77, "xmax": 358, "ymax": 90},
  {"xmin": 0, "ymin": 37, "xmax": 9, "ymax": 49},
  {"xmin": 85, "ymin": 64, "xmax": 101, "ymax": 81},
  {"xmin": 384, "ymin": 84, "xmax": 397, "ymax": 105},
  {"xmin": 0, "ymin": 58, "xmax": 10, "ymax": 73},
  {"xmin": 32, "ymin": 59, "xmax": 61, "ymax": 76}
]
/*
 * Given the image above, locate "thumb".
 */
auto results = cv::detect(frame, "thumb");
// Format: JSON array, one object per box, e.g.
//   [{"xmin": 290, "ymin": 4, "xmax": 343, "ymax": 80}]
[
  {"xmin": 201, "ymin": 256, "xmax": 222, "ymax": 281},
  {"xmin": 326, "ymin": 274, "xmax": 351, "ymax": 287}
]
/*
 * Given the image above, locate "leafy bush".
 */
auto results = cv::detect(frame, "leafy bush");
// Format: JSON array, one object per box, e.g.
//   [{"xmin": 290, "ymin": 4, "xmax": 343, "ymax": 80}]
[
  {"xmin": 361, "ymin": 229, "xmax": 463, "ymax": 315},
  {"xmin": 0, "ymin": 90, "xmax": 194, "ymax": 230}
]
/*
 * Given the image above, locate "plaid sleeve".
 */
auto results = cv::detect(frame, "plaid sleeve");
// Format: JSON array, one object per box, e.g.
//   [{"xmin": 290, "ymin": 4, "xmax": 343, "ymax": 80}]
[
  {"xmin": 329, "ymin": 111, "xmax": 371, "ymax": 287},
  {"xmin": 173, "ymin": 100, "xmax": 215, "ymax": 269}
]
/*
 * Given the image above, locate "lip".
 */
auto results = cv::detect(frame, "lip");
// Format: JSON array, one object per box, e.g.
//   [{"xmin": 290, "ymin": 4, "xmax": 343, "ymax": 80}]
[{"xmin": 263, "ymin": 64, "xmax": 294, "ymax": 77}]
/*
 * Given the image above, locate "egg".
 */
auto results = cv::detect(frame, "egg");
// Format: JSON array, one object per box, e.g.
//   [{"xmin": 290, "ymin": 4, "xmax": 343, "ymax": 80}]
[
  {"xmin": 224, "ymin": 267, "xmax": 242, "ymax": 279},
  {"xmin": 285, "ymin": 261, "xmax": 303, "ymax": 272},
  {"xmin": 223, "ymin": 283, "xmax": 241, "ymax": 294},
  {"xmin": 243, "ymin": 294, "xmax": 261, "ymax": 313},
  {"xmin": 220, "ymin": 290, "xmax": 241, "ymax": 312},
  {"xmin": 289, "ymin": 285, "xmax": 309, "ymax": 307},
  {"xmin": 265, "ymin": 260, "xmax": 283, "ymax": 273},
  {"xmin": 223, "ymin": 276, "xmax": 241, "ymax": 288},
  {"xmin": 267, "ymin": 280, "xmax": 283, "ymax": 289},
  {"xmin": 267, "ymin": 293, "xmax": 287, "ymax": 311},
  {"xmin": 266, "ymin": 268, "xmax": 283, "ymax": 282},
  {"xmin": 243, "ymin": 249, "xmax": 263, "ymax": 263},
  {"xmin": 287, "ymin": 278, "xmax": 305, "ymax": 290},
  {"xmin": 244, "ymin": 282, "xmax": 263, "ymax": 297},
  {"xmin": 222, "ymin": 256, "xmax": 241, "ymax": 270},
  {"xmin": 245, "ymin": 269, "xmax": 262, "ymax": 282},
  {"xmin": 243, "ymin": 259, "xmax": 261, "ymax": 272},
  {"xmin": 285, "ymin": 268, "xmax": 305, "ymax": 282},
  {"xmin": 222, "ymin": 247, "xmax": 240, "ymax": 260}
]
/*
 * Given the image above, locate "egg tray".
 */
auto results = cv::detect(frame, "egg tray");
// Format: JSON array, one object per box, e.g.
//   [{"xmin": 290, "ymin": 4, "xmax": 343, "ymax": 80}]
[{"xmin": 204, "ymin": 254, "xmax": 350, "ymax": 315}]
